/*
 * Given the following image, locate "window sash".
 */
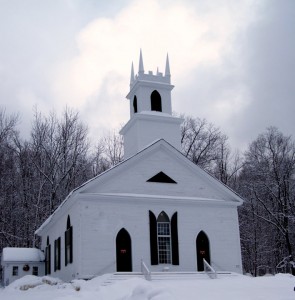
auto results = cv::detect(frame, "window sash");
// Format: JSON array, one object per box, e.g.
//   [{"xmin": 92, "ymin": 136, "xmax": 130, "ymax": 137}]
[
  {"xmin": 12, "ymin": 266, "xmax": 18, "ymax": 276},
  {"xmin": 32, "ymin": 266, "xmax": 38, "ymax": 276},
  {"xmin": 157, "ymin": 222, "xmax": 171, "ymax": 264},
  {"xmin": 54, "ymin": 237, "xmax": 61, "ymax": 271},
  {"xmin": 65, "ymin": 226, "xmax": 73, "ymax": 265}
]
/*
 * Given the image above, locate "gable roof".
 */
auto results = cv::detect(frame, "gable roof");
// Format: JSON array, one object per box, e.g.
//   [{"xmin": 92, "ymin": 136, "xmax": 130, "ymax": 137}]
[{"xmin": 36, "ymin": 139, "xmax": 243, "ymax": 234}]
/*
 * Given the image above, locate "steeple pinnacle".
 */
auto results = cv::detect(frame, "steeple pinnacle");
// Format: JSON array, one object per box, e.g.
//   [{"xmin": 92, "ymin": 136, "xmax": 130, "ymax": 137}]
[
  {"xmin": 138, "ymin": 49, "xmax": 144, "ymax": 75},
  {"xmin": 130, "ymin": 62, "xmax": 135, "ymax": 86},
  {"xmin": 165, "ymin": 53, "xmax": 171, "ymax": 79}
]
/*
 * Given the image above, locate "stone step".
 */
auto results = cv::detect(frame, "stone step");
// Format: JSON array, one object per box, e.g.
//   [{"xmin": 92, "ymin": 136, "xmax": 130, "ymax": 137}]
[{"xmin": 100, "ymin": 271, "xmax": 238, "ymax": 286}]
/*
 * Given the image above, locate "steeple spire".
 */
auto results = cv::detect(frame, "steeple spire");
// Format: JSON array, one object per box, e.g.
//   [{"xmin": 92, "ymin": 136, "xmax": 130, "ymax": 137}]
[
  {"xmin": 138, "ymin": 49, "xmax": 144, "ymax": 75},
  {"xmin": 165, "ymin": 53, "xmax": 171, "ymax": 78},
  {"xmin": 130, "ymin": 62, "xmax": 135, "ymax": 86}
]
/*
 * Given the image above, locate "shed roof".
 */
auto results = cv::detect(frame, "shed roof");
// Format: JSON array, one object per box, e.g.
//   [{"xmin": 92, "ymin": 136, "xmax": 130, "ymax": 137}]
[{"xmin": 2, "ymin": 247, "xmax": 45, "ymax": 262}]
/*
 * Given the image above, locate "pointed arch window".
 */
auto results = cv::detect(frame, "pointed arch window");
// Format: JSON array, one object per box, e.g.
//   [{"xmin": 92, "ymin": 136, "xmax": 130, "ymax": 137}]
[
  {"xmin": 45, "ymin": 236, "xmax": 51, "ymax": 275},
  {"xmin": 65, "ymin": 216, "xmax": 73, "ymax": 266},
  {"xmin": 149, "ymin": 211, "xmax": 179, "ymax": 265},
  {"xmin": 151, "ymin": 90, "xmax": 162, "ymax": 112},
  {"xmin": 157, "ymin": 211, "xmax": 171, "ymax": 264},
  {"xmin": 133, "ymin": 96, "xmax": 138, "ymax": 113}
]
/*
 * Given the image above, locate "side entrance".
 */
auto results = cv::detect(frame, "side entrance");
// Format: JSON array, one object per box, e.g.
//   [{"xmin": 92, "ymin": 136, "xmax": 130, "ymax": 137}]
[
  {"xmin": 116, "ymin": 228, "xmax": 132, "ymax": 272},
  {"xmin": 196, "ymin": 231, "xmax": 210, "ymax": 271}
]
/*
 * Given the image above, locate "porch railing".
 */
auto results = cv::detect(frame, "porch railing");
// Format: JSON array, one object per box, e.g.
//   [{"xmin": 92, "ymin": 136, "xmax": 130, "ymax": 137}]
[
  {"xmin": 141, "ymin": 259, "xmax": 151, "ymax": 281},
  {"xmin": 203, "ymin": 259, "xmax": 217, "ymax": 279}
]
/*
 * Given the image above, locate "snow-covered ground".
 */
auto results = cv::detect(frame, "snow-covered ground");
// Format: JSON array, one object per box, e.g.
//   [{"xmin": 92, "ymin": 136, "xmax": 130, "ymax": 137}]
[{"xmin": 1, "ymin": 273, "xmax": 294, "ymax": 300}]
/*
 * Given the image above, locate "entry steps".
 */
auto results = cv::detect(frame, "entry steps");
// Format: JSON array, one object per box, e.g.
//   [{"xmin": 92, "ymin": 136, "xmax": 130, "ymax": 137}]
[{"xmin": 101, "ymin": 271, "xmax": 237, "ymax": 286}]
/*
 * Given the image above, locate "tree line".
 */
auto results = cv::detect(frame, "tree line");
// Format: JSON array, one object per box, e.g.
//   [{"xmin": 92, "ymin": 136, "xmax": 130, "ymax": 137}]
[{"xmin": 0, "ymin": 107, "xmax": 294, "ymax": 276}]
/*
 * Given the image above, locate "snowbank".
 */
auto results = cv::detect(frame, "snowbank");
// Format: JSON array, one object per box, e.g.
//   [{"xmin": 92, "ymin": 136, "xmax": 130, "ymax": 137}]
[{"xmin": 1, "ymin": 273, "xmax": 294, "ymax": 300}]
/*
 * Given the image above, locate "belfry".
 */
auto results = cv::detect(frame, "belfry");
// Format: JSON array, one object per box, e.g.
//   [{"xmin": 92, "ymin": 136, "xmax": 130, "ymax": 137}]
[{"xmin": 120, "ymin": 50, "xmax": 183, "ymax": 158}]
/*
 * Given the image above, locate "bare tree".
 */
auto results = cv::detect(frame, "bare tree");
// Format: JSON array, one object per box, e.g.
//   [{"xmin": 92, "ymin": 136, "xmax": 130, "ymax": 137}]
[
  {"xmin": 96, "ymin": 130, "xmax": 124, "ymax": 167},
  {"xmin": 213, "ymin": 136, "xmax": 244, "ymax": 188},
  {"xmin": 180, "ymin": 115, "xmax": 227, "ymax": 172},
  {"xmin": 0, "ymin": 108, "xmax": 21, "ymax": 249},
  {"xmin": 0, "ymin": 108, "xmax": 19, "ymax": 144},
  {"xmin": 30, "ymin": 107, "xmax": 90, "ymax": 215},
  {"xmin": 238, "ymin": 127, "xmax": 295, "ymax": 275}
]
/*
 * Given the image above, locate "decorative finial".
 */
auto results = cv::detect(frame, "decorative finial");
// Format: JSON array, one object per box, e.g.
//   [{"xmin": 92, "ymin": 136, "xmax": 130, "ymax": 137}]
[
  {"xmin": 130, "ymin": 62, "xmax": 135, "ymax": 86},
  {"xmin": 139, "ymin": 49, "xmax": 144, "ymax": 75},
  {"xmin": 165, "ymin": 53, "xmax": 171, "ymax": 77}
]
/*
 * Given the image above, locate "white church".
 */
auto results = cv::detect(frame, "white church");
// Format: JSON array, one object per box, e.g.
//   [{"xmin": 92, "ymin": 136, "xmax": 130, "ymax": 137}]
[{"xmin": 35, "ymin": 51, "xmax": 243, "ymax": 282}]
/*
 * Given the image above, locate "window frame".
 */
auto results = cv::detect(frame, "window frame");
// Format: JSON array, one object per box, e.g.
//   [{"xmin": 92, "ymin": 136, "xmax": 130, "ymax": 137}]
[
  {"xmin": 54, "ymin": 237, "xmax": 61, "ymax": 271},
  {"xmin": 157, "ymin": 212, "xmax": 172, "ymax": 264},
  {"xmin": 32, "ymin": 266, "xmax": 38, "ymax": 276},
  {"xmin": 12, "ymin": 266, "xmax": 18, "ymax": 276}
]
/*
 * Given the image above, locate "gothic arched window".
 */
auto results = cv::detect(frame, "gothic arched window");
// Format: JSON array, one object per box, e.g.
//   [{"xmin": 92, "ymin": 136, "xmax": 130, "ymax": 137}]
[
  {"xmin": 149, "ymin": 211, "xmax": 179, "ymax": 265},
  {"xmin": 157, "ymin": 211, "xmax": 171, "ymax": 264},
  {"xmin": 151, "ymin": 90, "xmax": 162, "ymax": 112},
  {"xmin": 65, "ymin": 215, "xmax": 73, "ymax": 266}
]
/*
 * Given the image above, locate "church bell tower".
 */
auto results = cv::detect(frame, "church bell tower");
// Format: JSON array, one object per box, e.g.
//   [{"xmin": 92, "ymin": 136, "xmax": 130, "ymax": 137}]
[{"xmin": 120, "ymin": 50, "xmax": 183, "ymax": 158}]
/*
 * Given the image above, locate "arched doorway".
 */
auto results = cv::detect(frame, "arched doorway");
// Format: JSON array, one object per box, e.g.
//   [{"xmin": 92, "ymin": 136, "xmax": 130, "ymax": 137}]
[
  {"xmin": 116, "ymin": 228, "xmax": 132, "ymax": 272},
  {"xmin": 196, "ymin": 231, "xmax": 210, "ymax": 271}
]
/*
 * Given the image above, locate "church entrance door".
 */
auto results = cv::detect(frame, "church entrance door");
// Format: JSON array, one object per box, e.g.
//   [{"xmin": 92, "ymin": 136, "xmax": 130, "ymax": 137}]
[
  {"xmin": 196, "ymin": 231, "xmax": 210, "ymax": 271},
  {"xmin": 116, "ymin": 228, "xmax": 132, "ymax": 272}
]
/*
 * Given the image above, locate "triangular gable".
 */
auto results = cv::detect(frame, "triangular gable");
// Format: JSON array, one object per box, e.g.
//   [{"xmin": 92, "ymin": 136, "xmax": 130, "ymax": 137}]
[{"xmin": 78, "ymin": 139, "xmax": 243, "ymax": 205}]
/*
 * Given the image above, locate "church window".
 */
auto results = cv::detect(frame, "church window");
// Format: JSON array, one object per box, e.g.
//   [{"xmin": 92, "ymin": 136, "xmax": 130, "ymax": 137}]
[
  {"xmin": 65, "ymin": 216, "xmax": 73, "ymax": 266},
  {"xmin": 133, "ymin": 96, "xmax": 138, "ymax": 113},
  {"xmin": 149, "ymin": 211, "xmax": 179, "ymax": 265},
  {"xmin": 45, "ymin": 237, "xmax": 51, "ymax": 275},
  {"xmin": 147, "ymin": 171, "xmax": 177, "ymax": 184},
  {"xmin": 157, "ymin": 211, "xmax": 171, "ymax": 264},
  {"xmin": 54, "ymin": 237, "xmax": 61, "ymax": 271},
  {"xmin": 151, "ymin": 90, "xmax": 162, "ymax": 112}
]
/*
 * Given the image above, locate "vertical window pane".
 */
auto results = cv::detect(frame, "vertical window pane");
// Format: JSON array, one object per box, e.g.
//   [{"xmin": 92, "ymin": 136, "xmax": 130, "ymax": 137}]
[
  {"xmin": 157, "ymin": 222, "xmax": 171, "ymax": 264},
  {"xmin": 32, "ymin": 266, "xmax": 38, "ymax": 276},
  {"xmin": 12, "ymin": 266, "xmax": 18, "ymax": 276}
]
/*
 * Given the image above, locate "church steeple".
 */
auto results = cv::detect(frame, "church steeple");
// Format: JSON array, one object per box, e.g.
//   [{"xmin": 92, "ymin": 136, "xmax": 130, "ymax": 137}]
[{"xmin": 120, "ymin": 51, "xmax": 183, "ymax": 158}]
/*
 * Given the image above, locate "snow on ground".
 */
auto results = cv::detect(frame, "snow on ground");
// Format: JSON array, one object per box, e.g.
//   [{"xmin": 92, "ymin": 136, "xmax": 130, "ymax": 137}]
[{"xmin": 0, "ymin": 273, "xmax": 294, "ymax": 300}]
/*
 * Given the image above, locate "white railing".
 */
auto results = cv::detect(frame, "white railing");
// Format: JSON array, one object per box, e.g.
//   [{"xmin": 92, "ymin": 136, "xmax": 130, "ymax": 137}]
[
  {"xmin": 141, "ymin": 259, "xmax": 151, "ymax": 281},
  {"xmin": 203, "ymin": 259, "xmax": 217, "ymax": 279}
]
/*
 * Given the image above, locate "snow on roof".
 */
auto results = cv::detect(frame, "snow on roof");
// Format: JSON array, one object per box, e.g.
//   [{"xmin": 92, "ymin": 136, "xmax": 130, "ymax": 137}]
[{"xmin": 2, "ymin": 247, "xmax": 45, "ymax": 262}]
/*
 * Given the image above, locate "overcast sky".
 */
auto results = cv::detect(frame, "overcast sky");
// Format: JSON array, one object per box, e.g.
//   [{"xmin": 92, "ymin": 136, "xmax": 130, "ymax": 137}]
[{"xmin": 0, "ymin": 0, "xmax": 294, "ymax": 151}]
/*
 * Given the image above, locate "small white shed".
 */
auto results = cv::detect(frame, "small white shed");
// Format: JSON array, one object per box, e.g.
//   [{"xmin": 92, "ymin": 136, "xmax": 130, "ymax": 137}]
[{"xmin": 1, "ymin": 247, "xmax": 45, "ymax": 286}]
